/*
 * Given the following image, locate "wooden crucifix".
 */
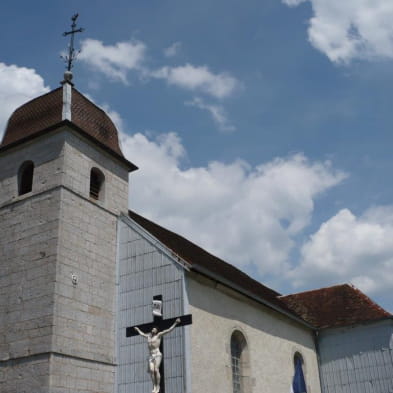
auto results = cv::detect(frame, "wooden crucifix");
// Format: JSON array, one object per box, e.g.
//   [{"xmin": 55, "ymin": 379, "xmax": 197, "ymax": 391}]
[{"xmin": 126, "ymin": 295, "xmax": 192, "ymax": 393}]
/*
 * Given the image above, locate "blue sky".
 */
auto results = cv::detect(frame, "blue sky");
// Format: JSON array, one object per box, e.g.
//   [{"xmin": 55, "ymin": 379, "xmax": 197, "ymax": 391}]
[{"xmin": 1, "ymin": 0, "xmax": 392, "ymax": 311}]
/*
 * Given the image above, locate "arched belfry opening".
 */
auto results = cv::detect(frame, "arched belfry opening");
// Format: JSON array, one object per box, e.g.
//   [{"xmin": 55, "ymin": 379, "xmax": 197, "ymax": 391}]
[
  {"xmin": 230, "ymin": 330, "xmax": 250, "ymax": 393},
  {"xmin": 89, "ymin": 167, "xmax": 105, "ymax": 200},
  {"xmin": 18, "ymin": 161, "xmax": 34, "ymax": 195}
]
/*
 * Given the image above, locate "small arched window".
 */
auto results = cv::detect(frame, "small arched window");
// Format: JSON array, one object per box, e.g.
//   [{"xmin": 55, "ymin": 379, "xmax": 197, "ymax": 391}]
[
  {"xmin": 292, "ymin": 352, "xmax": 307, "ymax": 393},
  {"xmin": 231, "ymin": 331, "xmax": 249, "ymax": 393},
  {"xmin": 89, "ymin": 167, "xmax": 105, "ymax": 200},
  {"xmin": 18, "ymin": 161, "xmax": 34, "ymax": 195}
]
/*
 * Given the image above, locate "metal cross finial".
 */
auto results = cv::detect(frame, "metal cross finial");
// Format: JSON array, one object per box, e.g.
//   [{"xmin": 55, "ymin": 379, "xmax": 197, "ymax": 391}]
[{"xmin": 62, "ymin": 13, "xmax": 84, "ymax": 71}]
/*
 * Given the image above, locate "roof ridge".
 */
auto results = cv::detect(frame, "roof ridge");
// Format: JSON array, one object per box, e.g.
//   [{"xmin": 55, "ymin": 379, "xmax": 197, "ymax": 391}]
[
  {"xmin": 72, "ymin": 87, "xmax": 114, "ymax": 119},
  {"xmin": 280, "ymin": 283, "xmax": 350, "ymax": 298},
  {"xmin": 348, "ymin": 284, "xmax": 391, "ymax": 316}
]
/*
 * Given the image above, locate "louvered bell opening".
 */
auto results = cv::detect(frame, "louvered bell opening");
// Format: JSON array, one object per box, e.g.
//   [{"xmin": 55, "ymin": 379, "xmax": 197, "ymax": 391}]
[
  {"xmin": 90, "ymin": 181, "xmax": 100, "ymax": 199},
  {"xmin": 90, "ymin": 168, "xmax": 104, "ymax": 200}
]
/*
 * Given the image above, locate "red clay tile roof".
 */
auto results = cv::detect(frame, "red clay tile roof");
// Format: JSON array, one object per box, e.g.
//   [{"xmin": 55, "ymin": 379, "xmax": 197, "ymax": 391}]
[
  {"xmin": 128, "ymin": 210, "xmax": 305, "ymax": 322},
  {"xmin": 280, "ymin": 284, "xmax": 391, "ymax": 329},
  {"xmin": 1, "ymin": 86, "xmax": 137, "ymax": 170}
]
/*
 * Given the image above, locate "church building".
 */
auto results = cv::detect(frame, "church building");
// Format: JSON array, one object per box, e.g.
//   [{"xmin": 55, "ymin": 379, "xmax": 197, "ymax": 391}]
[{"xmin": 0, "ymin": 73, "xmax": 392, "ymax": 393}]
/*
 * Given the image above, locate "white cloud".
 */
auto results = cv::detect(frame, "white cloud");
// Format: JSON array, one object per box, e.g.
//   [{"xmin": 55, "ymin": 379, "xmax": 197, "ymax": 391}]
[
  {"xmin": 121, "ymin": 131, "xmax": 345, "ymax": 276},
  {"xmin": 290, "ymin": 206, "xmax": 393, "ymax": 295},
  {"xmin": 78, "ymin": 38, "xmax": 239, "ymax": 104},
  {"xmin": 282, "ymin": 0, "xmax": 393, "ymax": 63},
  {"xmin": 284, "ymin": 0, "xmax": 306, "ymax": 5},
  {"xmin": 164, "ymin": 42, "xmax": 182, "ymax": 58},
  {"xmin": 152, "ymin": 64, "xmax": 238, "ymax": 98},
  {"xmin": 0, "ymin": 63, "xmax": 49, "ymax": 142},
  {"xmin": 79, "ymin": 38, "xmax": 146, "ymax": 83},
  {"xmin": 186, "ymin": 97, "xmax": 235, "ymax": 132}
]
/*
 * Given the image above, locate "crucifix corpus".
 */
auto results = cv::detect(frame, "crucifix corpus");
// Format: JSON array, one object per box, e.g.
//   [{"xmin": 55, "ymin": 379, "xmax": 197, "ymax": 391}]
[{"xmin": 126, "ymin": 295, "xmax": 192, "ymax": 393}]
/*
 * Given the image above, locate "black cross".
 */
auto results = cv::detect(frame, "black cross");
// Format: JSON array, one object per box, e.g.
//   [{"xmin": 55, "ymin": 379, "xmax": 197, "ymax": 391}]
[
  {"xmin": 126, "ymin": 295, "xmax": 192, "ymax": 393},
  {"xmin": 62, "ymin": 13, "xmax": 84, "ymax": 71}
]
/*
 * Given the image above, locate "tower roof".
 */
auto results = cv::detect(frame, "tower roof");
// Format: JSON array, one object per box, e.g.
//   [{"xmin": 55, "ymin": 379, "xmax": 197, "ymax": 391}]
[{"xmin": 0, "ymin": 85, "xmax": 137, "ymax": 171}]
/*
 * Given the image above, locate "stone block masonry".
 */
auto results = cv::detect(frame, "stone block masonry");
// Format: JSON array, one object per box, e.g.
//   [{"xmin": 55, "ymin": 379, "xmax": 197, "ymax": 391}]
[
  {"xmin": 0, "ymin": 191, "xmax": 60, "ymax": 361},
  {"xmin": 53, "ymin": 187, "xmax": 118, "ymax": 364},
  {"xmin": 0, "ymin": 127, "xmax": 130, "ymax": 392}
]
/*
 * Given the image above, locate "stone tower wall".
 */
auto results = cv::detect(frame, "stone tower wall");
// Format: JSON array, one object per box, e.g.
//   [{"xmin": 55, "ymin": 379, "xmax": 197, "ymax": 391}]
[
  {"xmin": 0, "ymin": 128, "xmax": 130, "ymax": 393},
  {"xmin": 0, "ymin": 134, "xmax": 64, "ymax": 392}
]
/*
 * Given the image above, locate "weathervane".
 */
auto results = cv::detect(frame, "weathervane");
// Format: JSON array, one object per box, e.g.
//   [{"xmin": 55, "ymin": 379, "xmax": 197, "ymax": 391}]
[{"xmin": 62, "ymin": 13, "xmax": 84, "ymax": 72}]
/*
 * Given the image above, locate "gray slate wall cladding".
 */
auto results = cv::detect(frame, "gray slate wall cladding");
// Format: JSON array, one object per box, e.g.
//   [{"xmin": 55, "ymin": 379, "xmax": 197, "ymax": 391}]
[
  {"xmin": 318, "ymin": 319, "xmax": 393, "ymax": 393},
  {"xmin": 117, "ymin": 219, "xmax": 186, "ymax": 393}
]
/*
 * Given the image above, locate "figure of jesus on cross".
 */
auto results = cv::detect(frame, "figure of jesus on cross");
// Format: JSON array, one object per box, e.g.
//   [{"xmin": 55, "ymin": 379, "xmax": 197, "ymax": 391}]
[
  {"xmin": 126, "ymin": 295, "xmax": 192, "ymax": 393},
  {"xmin": 134, "ymin": 318, "xmax": 180, "ymax": 393}
]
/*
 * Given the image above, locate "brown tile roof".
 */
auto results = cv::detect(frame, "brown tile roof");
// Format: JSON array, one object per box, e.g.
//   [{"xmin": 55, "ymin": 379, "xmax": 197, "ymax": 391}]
[
  {"xmin": 128, "ymin": 210, "xmax": 305, "ymax": 322},
  {"xmin": 1, "ymin": 86, "xmax": 137, "ymax": 171},
  {"xmin": 71, "ymin": 89, "xmax": 124, "ymax": 156},
  {"xmin": 280, "ymin": 284, "xmax": 391, "ymax": 329},
  {"xmin": 1, "ymin": 87, "xmax": 63, "ymax": 146}
]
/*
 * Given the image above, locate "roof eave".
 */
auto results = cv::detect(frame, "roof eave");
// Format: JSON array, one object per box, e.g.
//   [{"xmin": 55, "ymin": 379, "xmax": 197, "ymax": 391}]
[
  {"xmin": 191, "ymin": 263, "xmax": 316, "ymax": 330},
  {"xmin": 318, "ymin": 315, "xmax": 393, "ymax": 330},
  {"xmin": 0, "ymin": 119, "xmax": 138, "ymax": 172},
  {"xmin": 120, "ymin": 213, "xmax": 192, "ymax": 271}
]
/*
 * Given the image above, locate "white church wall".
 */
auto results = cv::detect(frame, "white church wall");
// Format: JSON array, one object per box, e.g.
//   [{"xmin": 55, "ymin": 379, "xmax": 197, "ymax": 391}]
[
  {"xmin": 116, "ymin": 218, "xmax": 188, "ymax": 393},
  {"xmin": 187, "ymin": 273, "xmax": 321, "ymax": 393}
]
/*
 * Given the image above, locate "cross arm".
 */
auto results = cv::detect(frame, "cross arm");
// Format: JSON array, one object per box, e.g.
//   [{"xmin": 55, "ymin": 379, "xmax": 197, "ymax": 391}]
[
  {"xmin": 126, "ymin": 314, "xmax": 192, "ymax": 337},
  {"xmin": 63, "ymin": 28, "xmax": 84, "ymax": 36}
]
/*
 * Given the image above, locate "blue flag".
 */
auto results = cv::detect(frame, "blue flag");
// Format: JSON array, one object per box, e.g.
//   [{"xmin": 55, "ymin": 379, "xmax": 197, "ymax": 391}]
[{"xmin": 292, "ymin": 358, "xmax": 307, "ymax": 393}]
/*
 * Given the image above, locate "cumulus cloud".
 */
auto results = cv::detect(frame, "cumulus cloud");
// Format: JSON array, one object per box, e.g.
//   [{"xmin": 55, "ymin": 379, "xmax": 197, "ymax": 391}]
[
  {"xmin": 186, "ymin": 97, "xmax": 235, "ymax": 132},
  {"xmin": 121, "ymin": 131, "xmax": 345, "ymax": 275},
  {"xmin": 78, "ymin": 38, "xmax": 239, "ymax": 100},
  {"xmin": 290, "ymin": 207, "xmax": 393, "ymax": 296},
  {"xmin": 0, "ymin": 63, "xmax": 49, "ymax": 141},
  {"xmin": 282, "ymin": 0, "xmax": 393, "ymax": 63},
  {"xmin": 152, "ymin": 64, "xmax": 238, "ymax": 98},
  {"xmin": 164, "ymin": 42, "xmax": 182, "ymax": 58},
  {"xmin": 79, "ymin": 38, "xmax": 146, "ymax": 83}
]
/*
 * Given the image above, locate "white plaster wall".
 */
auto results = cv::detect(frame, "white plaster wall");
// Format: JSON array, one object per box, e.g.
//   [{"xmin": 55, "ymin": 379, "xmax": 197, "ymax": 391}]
[{"xmin": 187, "ymin": 274, "xmax": 321, "ymax": 393}]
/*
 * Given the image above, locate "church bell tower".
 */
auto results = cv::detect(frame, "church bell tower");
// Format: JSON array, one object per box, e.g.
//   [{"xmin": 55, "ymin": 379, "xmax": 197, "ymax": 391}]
[{"xmin": 0, "ymin": 71, "xmax": 137, "ymax": 392}]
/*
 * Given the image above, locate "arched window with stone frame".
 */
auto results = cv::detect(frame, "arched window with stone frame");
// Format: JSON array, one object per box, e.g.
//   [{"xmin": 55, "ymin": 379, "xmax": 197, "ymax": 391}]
[
  {"xmin": 230, "ymin": 330, "xmax": 250, "ymax": 393},
  {"xmin": 89, "ymin": 167, "xmax": 105, "ymax": 201},
  {"xmin": 18, "ymin": 160, "xmax": 34, "ymax": 195}
]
